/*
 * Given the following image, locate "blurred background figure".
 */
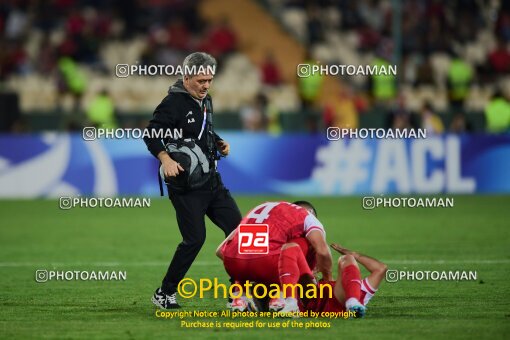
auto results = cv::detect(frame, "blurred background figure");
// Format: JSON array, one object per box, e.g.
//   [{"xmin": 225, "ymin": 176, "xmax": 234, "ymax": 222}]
[
  {"xmin": 370, "ymin": 47, "xmax": 397, "ymax": 106},
  {"xmin": 488, "ymin": 38, "xmax": 510, "ymax": 75},
  {"xmin": 390, "ymin": 111, "xmax": 413, "ymax": 131},
  {"xmin": 449, "ymin": 112, "xmax": 472, "ymax": 134},
  {"xmin": 260, "ymin": 51, "xmax": 282, "ymax": 87},
  {"xmin": 388, "ymin": 96, "xmax": 416, "ymax": 131},
  {"xmin": 484, "ymin": 91, "xmax": 510, "ymax": 133},
  {"xmin": 305, "ymin": 4, "xmax": 325, "ymax": 46},
  {"xmin": 420, "ymin": 102, "xmax": 444, "ymax": 135},
  {"xmin": 56, "ymin": 57, "xmax": 87, "ymax": 113},
  {"xmin": 298, "ymin": 54, "xmax": 323, "ymax": 111},
  {"xmin": 240, "ymin": 93, "xmax": 269, "ymax": 132},
  {"xmin": 198, "ymin": 17, "xmax": 237, "ymax": 61},
  {"xmin": 447, "ymin": 53, "xmax": 473, "ymax": 113},
  {"xmin": 298, "ymin": 52, "xmax": 323, "ymax": 133},
  {"xmin": 323, "ymin": 87, "xmax": 359, "ymax": 129},
  {"xmin": 86, "ymin": 89, "xmax": 117, "ymax": 129}
]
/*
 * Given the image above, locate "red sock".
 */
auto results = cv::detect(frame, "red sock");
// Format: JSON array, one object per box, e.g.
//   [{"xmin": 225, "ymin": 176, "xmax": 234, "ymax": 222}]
[
  {"xmin": 342, "ymin": 264, "xmax": 361, "ymax": 302},
  {"xmin": 278, "ymin": 246, "xmax": 313, "ymax": 298}
]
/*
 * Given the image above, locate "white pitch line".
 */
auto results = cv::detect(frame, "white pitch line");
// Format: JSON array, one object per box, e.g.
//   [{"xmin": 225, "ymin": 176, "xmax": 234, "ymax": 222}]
[
  {"xmin": 382, "ymin": 259, "xmax": 510, "ymax": 265},
  {"xmin": 0, "ymin": 259, "xmax": 509, "ymax": 268}
]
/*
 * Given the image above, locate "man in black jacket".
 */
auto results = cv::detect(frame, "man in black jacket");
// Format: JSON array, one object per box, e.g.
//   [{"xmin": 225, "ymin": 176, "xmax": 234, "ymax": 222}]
[{"xmin": 144, "ymin": 52, "xmax": 242, "ymax": 309}]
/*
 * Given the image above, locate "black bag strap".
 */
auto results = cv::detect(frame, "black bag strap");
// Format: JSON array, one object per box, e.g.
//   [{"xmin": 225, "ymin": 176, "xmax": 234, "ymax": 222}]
[
  {"xmin": 203, "ymin": 97, "xmax": 220, "ymax": 163},
  {"xmin": 158, "ymin": 163, "xmax": 164, "ymax": 196}
]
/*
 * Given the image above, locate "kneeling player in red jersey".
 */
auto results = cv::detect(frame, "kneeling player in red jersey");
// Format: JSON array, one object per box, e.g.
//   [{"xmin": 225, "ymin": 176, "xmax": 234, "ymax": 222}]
[{"xmin": 216, "ymin": 201, "xmax": 333, "ymax": 313}]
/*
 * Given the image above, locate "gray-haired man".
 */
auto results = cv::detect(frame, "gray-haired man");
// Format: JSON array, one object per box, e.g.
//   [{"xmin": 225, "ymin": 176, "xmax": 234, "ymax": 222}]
[{"xmin": 144, "ymin": 52, "xmax": 242, "ymax": 309}]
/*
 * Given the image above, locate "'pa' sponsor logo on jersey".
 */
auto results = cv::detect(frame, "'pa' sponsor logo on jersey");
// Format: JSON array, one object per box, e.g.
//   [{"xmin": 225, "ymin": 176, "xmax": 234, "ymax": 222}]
[{"xmin": 238, "ymin": 224, "xmax": 269, "ymax": 254}]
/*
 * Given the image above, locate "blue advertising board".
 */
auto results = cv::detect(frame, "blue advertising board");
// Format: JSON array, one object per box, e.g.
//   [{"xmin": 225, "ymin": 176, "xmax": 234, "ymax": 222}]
[{"xmin": 0, "ymin": 133, "xmax": 509, "ymax": 197}]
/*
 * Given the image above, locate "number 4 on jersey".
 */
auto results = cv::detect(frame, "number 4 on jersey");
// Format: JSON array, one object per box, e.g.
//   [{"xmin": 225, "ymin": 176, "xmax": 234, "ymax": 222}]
[{"xmin": 245, "ymin": 202, "xmax": 280, "ymax": 223}]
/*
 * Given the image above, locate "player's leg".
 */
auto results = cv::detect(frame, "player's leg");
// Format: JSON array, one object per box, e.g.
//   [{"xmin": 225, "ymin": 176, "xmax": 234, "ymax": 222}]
[
  {"xmin": 277, "ymin": 243, "xmax": 314, "ymax": 313},
  {"xmin": 331, "ymin": 243, "xmax": 387, "ymax": 291},
  {"xmin": 359, "ymin": 256, "xmax": 387, "ymax": 292},
  {"xmin": 154, "ymin": 191, "xmax": 208, "ymax": 309},
  {"xmin": 206, "ymin": 187, "xmax": 242, "ymax": 307},
  {"xmin": 222, "ymin": 257, "xmax": 256, "ymax": 312},
  {"xmin": 330, "ymin": 244, "xmax": 387, "ymax": 314},
  {"xmin": 206, "ymin": 186, "xmax": 242, "ymax": 237},
  {"xmin": 290, "ymin": 237, "xmax": 316, "ymax": 270},
  {"xmin": 223, "ymin": 255, "xmax": 279, "ymax": 312},
  {"xmin": 355, "ymin": 254, "xmax": 387, "ymax": 306},
  {"xmin": 279, "ymin": 243, "xmax": 314, "ymax": 297},
  {"xmin": 334, "ymin": 255, "xmax": 366, "ymax": 318}
]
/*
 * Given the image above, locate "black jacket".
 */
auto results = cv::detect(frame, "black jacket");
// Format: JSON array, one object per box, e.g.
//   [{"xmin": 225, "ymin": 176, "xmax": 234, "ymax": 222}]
[
  {"xmin": 143, "ymin": 79, "xmax": 222, "ymax": 169},
  {"xmin": 144, "ymin": 79, "xmax": 221, "ymax": 191}
]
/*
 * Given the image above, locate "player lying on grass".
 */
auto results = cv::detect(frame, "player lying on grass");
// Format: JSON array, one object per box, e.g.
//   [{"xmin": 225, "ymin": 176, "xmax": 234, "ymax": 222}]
[
  {"xmin": 281, "ymin": 241, "xmax": 388, "ymax": 318},
  {"xmin": 218, "ymin": 237, "xmax": 387, "ymax": 318},
  {"xmin": 216, "ymin": 201, "xmax": 333, "ymax": 312}
]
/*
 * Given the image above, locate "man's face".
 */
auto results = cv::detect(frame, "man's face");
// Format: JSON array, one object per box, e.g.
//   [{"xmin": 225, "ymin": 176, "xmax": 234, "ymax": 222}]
[{"xmin": 183, "ymin": 73, "xmax": 213, "ymax": 100}]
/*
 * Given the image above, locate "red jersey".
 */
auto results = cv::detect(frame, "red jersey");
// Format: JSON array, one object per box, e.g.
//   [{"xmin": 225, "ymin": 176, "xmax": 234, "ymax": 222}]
[{"xmin": 222, "ymin": 202, "xmax": 325, "ymax": 259}]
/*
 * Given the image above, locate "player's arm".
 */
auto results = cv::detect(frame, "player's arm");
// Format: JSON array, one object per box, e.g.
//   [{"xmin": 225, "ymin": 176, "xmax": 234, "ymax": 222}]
[
  {"xmin": 307, "ymin": 231, "xmax": 333, "ymax": 281},
  {"xmin": 144, "ymin": 97, "xmax": 183, "ymax": 177},
  {"xmin": 331, "ymin": 244, "xmax": 387, "ymax": 290},
  {"xmin": 215, "ymin": 228, "xmax": 237, "ymax": 260}
]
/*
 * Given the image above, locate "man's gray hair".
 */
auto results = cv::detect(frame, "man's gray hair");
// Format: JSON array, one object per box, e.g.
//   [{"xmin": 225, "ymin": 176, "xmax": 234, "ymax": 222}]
[{"xmin": 182, "ymin": 52, "xmax": 217, "ymax": 77}]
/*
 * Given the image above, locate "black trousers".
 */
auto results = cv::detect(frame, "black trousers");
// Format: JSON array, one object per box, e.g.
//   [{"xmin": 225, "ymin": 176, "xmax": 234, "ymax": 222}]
[{"xmin": 161, "ymin": 175, "xmax": 241, "ymax": 294}]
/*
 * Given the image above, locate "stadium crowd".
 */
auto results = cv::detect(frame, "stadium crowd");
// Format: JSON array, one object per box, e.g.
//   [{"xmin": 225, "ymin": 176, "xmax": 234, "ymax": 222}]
[{"xmin": 0, "ymin": 0, "xmax": 509, "ymax": 133}]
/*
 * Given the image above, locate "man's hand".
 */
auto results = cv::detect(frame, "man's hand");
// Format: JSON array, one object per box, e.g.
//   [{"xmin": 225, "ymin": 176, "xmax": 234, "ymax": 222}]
[
  {"xmin": 158, "ymin": 151, "xmax": 184, "ymax": 178},
  {"xmin": 217, "ymin": 140, "xmax": 230, "ymax": 156},
  {"xmin": 331, "ymin": 244, "xmax": 358, "ymax": 258}
]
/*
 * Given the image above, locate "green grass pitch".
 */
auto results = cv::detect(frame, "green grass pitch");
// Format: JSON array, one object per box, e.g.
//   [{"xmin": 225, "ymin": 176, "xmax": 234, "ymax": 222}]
[{"xmin": 1, "ymin": 196, "xmax": 509, "ymax": 339}]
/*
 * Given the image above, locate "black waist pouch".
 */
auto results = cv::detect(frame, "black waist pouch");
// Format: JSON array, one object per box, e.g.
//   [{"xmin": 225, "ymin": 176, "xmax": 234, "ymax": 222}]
[{"xmin": 158, "ymin": 139, "xmax": 212, "ymax": 195}]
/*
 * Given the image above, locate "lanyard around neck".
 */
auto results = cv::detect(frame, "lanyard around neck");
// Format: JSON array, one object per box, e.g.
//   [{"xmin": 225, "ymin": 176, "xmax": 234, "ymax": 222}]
[{"xmin": 197, "ymin": 104, "xmax": 207, "ymax": 140}]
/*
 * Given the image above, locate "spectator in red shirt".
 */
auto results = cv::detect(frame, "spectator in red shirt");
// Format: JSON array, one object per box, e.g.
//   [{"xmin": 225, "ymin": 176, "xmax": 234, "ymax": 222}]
[
  {"xmin": 488, "ymin": 38, "xmax": 510, "ymax": 74},
  {"xmin": 261, "ymin": 52, "xmax": 281, "ymax": 86},
  {"xmin": 200, "ymin": 18, "xmax": 237, "ymax": 58},
  {"xmin": 66, "ymin": 8, "xmax": 86, "ymax": 37}
]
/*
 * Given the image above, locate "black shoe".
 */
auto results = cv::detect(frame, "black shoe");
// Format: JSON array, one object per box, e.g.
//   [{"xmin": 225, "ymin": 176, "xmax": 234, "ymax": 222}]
[{"xmin": 151, "ymin": 288, "xmax": 180, "ymax": 309}]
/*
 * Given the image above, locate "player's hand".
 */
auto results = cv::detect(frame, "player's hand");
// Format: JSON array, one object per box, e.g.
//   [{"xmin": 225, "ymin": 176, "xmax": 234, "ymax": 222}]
[
  {"xmin": 162, "ymin": 158, "xmax": 184, "ymax": 178},
  {"xmin": 330, "ymin": 243, "xmax": 354, "ymax": 256},
  {"xmin": 217, "ymin": 140, "xmax": 230, "ymax": 156}
]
